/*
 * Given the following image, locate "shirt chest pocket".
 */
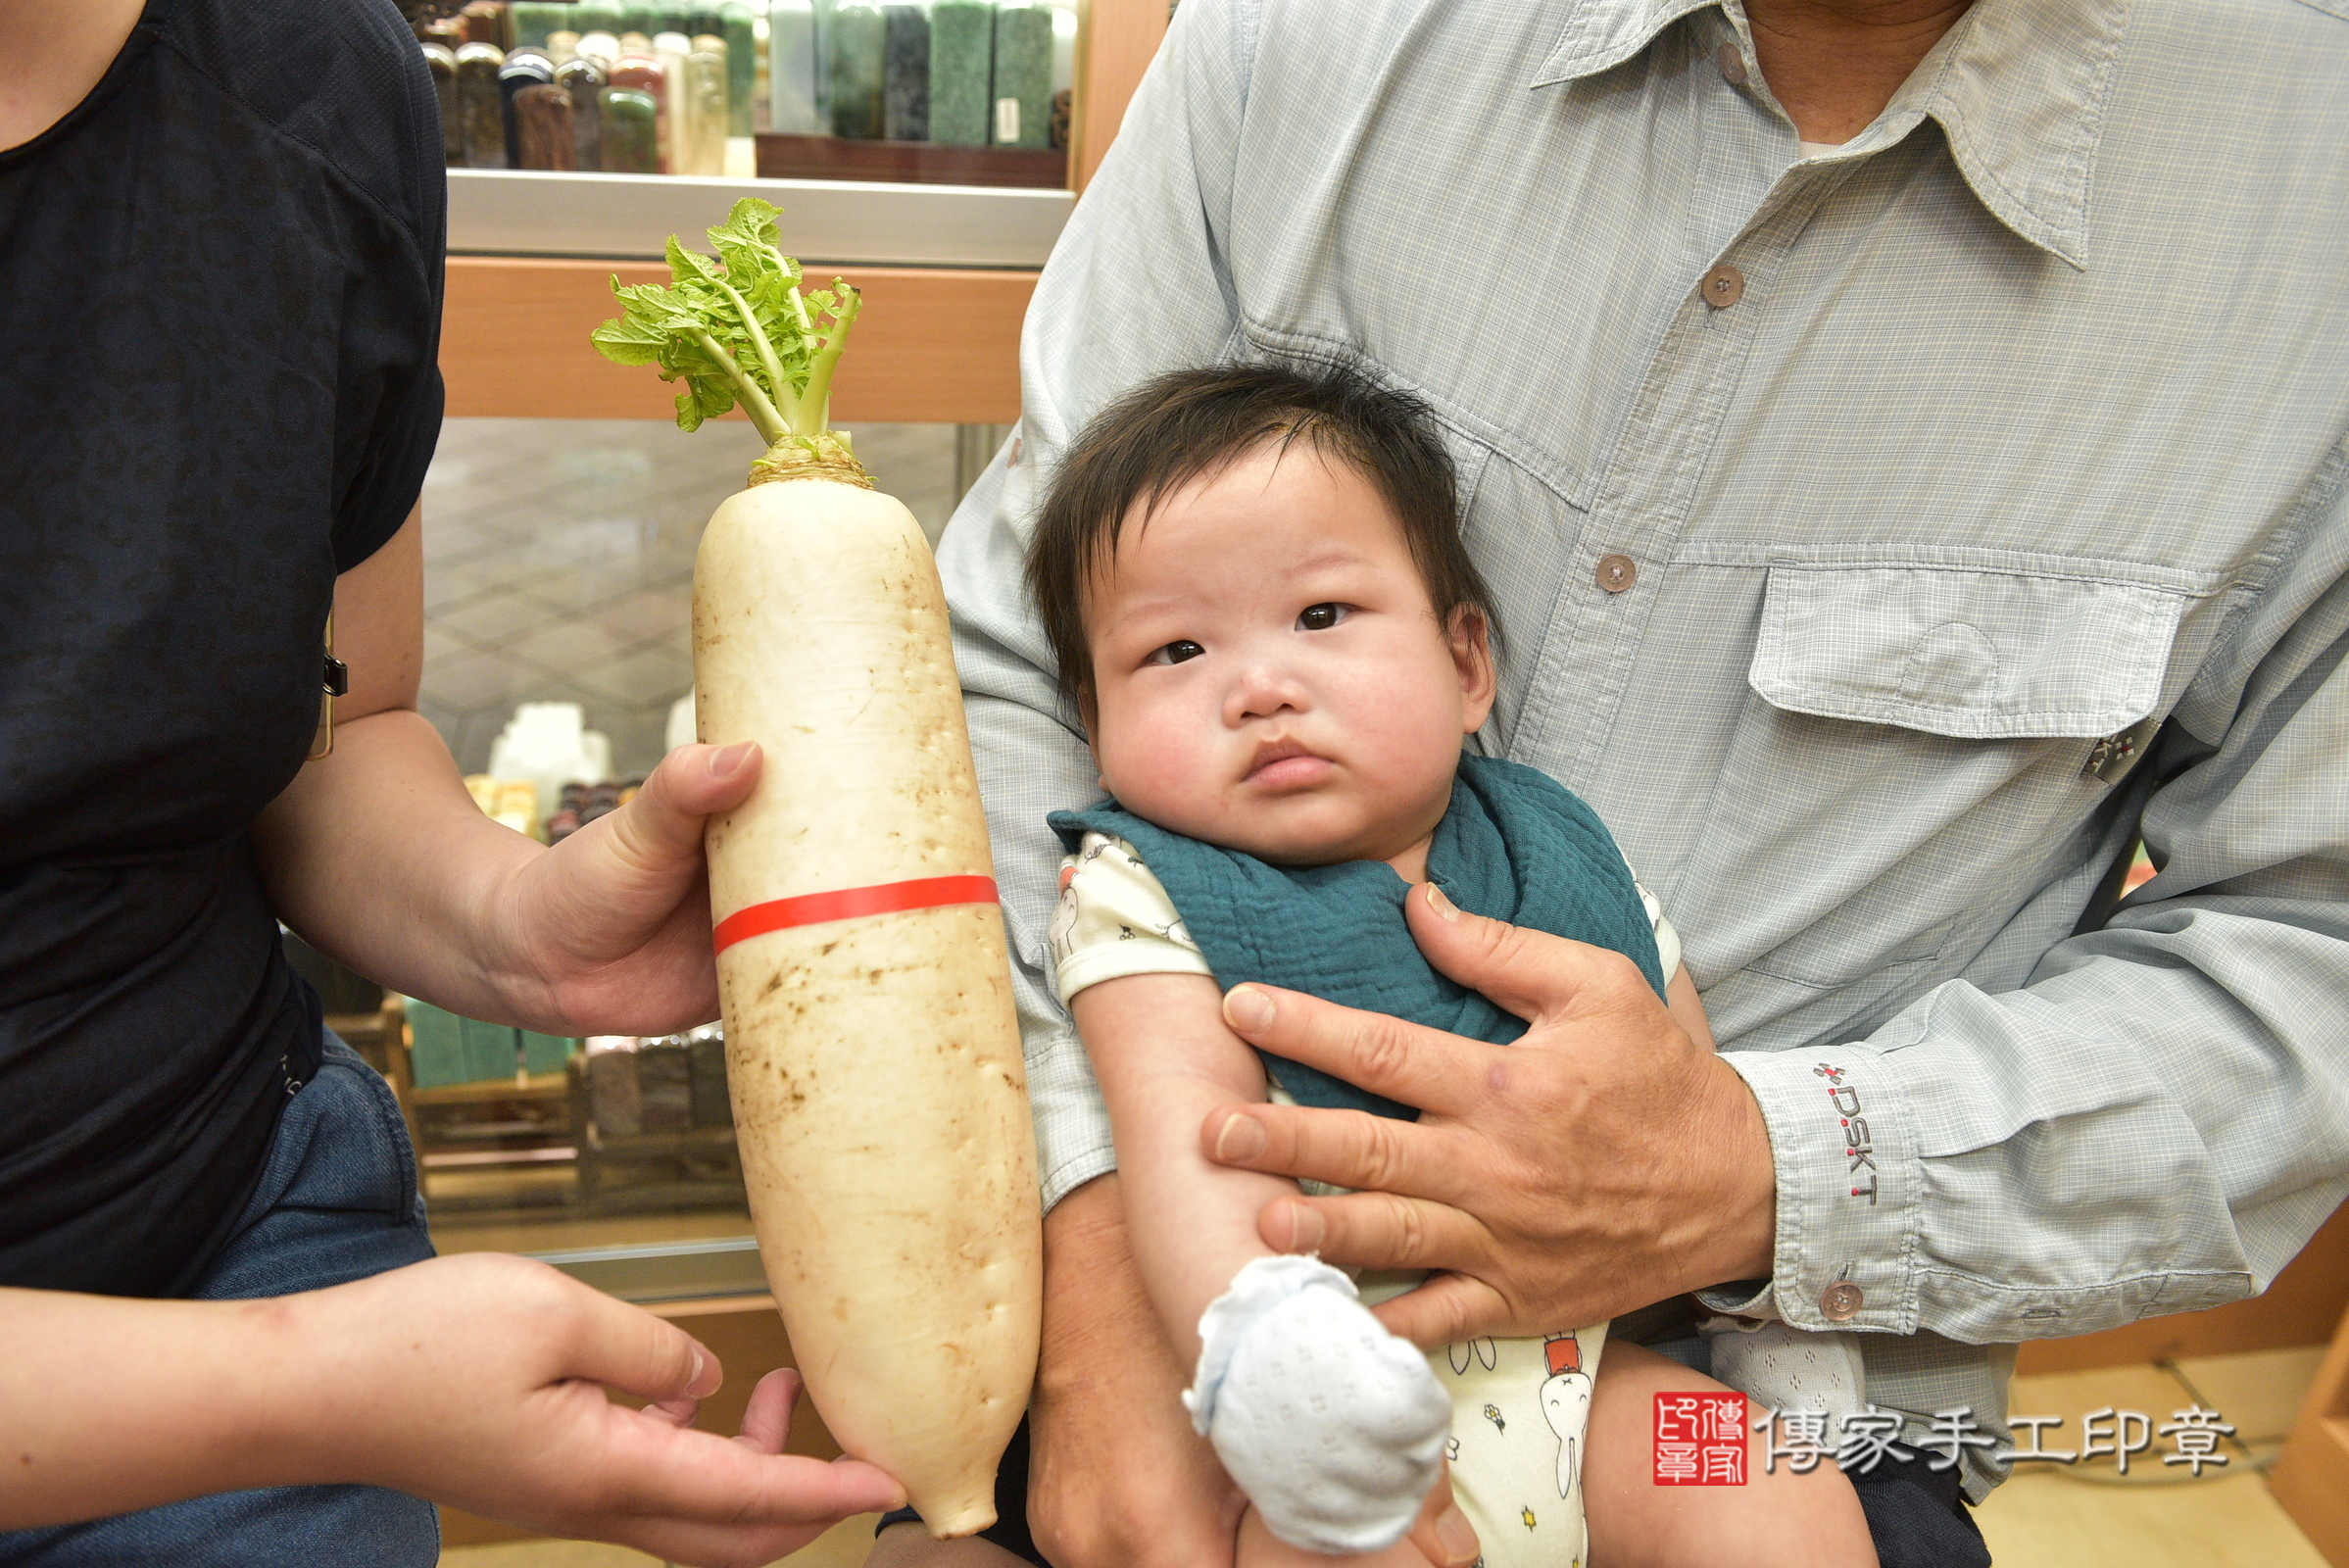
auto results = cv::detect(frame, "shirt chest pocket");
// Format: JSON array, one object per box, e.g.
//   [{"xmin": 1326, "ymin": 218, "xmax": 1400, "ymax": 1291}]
[
  {"xmin": 1748, "ymin": 557, "xmax": 2202, "ymax": 741},
  {"xmin": 1686, "ymin": 552, "xmax": 2218, "ymax": 1023}
]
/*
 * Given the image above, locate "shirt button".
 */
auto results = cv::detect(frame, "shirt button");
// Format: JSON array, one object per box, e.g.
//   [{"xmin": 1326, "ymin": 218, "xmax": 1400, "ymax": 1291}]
[
  {"xmin": 1820, "ymin": 1281, "xmax": 1865, "ymax": 1322},
  {"xmin": 1595, "ymin": 554, "xmax": 1637, "ymax": 593},
  {"xmin": 1716, "ymin": 42, "xmax": 1747, "ymax": 85},
  {"xmin": 1701, "ymin": 264, "xmax": 1746, "ymax": 310}
]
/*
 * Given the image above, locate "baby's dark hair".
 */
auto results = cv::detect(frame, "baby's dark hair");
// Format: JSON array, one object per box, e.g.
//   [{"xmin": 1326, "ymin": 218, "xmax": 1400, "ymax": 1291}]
[{"xmin": 1025, "ymin": 362, "xmax": 1497, "ymax": 708}]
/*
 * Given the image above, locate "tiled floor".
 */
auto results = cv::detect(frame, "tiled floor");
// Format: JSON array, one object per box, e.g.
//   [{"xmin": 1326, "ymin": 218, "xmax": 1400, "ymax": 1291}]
[
  {"xmin": 440, "ymin": 1347, "xmax": 2334, "ymax": 1568},
  {"xmin": 419, "ymin": 417, "xmax": 964, "ymax": 778}
]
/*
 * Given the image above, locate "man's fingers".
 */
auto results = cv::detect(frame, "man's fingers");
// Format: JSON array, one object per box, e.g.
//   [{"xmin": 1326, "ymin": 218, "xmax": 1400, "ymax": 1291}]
[
  {"xmin": 1219, "ymin": 984, "xmax": 1488, "ymax": 1118},
  {"xmin": 1205, "ymin": 1100, "xmax": 1477, "ymax": 1207},
  {"xmin": 1405, "ymin": 882, "xmax": 1640, "ymax": 1021},
  {"xmin": 1406, "ymin": 1463, "xmax": 1481, "ymax": 1568},
  {"xmin": 1368, "ymin": 1270, "xmax": 1516, "ymax": 1349},
  {"xmin": 1253, "ymin": 1188, "xmax": 1487, "ymax": 1274}
]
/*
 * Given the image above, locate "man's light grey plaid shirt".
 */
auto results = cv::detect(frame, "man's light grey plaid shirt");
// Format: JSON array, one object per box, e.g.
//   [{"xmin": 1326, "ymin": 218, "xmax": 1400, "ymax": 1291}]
[{"xmin": 936, "ymin": 0, "xmax": 2349, "ymax": 1498}]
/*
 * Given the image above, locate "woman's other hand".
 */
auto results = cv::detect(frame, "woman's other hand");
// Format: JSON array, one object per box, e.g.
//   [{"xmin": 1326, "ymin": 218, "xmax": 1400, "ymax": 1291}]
[
  {"xmin": 300, "ymin": 1252, "xmax": 902, "ymax": 1565},
  {"xmin": 3, "ymin": 1253, "xmax": 905, "ymax": 1563}
]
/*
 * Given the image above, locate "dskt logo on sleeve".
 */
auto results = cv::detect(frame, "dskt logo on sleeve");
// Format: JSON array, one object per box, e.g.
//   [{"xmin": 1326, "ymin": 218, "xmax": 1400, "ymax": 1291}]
[{"xmin": 1814, "ymin": 1063, "xmax": 1876, "ymax": 1204}]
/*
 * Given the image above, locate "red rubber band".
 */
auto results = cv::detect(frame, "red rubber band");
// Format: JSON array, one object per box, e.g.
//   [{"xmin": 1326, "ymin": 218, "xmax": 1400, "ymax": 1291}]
[{"xmin": 711, "ymin": 874, "xmax": 999, "ymax": 953}]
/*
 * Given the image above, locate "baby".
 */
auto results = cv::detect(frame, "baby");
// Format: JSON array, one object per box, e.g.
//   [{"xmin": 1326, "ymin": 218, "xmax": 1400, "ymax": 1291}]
[{"xmin": 1024, "ymin": 363, "xmax": 1866, "ymax": 1566}]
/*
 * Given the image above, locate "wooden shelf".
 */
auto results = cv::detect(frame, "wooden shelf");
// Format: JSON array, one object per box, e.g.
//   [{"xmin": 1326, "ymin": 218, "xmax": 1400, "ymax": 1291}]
[
  {"xmin": 1071, "ymin": 0, "xmax": 1173, "ymax": 192},
  {"xmin": 582, "ymin": 1124, "xmax": 739, "ymax": 1158},
  {"xmin": 443, "ymin": 256, "xmax": 1036, "ymax": 424},
  {"xmin": 435, "ymin": 7, "xmax": 1173, "ymax": 422},
  {"xmin": 446, "ymin": 169, "xmax": 1070, "ymax": 267},
  {"xmin": 408, "ymin": 1070, "xmax": 567, "ymax": 1107},
  {"xmin": 755, "ymin": 133, "xmax": 1066, "ymax": 189}
]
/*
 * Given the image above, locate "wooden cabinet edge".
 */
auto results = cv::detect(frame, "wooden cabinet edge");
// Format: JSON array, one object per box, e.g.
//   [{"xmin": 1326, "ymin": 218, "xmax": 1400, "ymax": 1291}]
[
  {"xmin": 1071, "ymin": 0, "xmax": 1172, "ymax": 193},
  {"xmin": 442, "ymin": 256, "xmax": 1037, "ymax": 424}
]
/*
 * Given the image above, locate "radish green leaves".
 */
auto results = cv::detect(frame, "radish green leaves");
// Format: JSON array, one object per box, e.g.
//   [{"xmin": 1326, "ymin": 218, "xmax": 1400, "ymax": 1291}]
[{"xmin": 591, "ymin": 198, "xmax": 861, "ymax": 446}]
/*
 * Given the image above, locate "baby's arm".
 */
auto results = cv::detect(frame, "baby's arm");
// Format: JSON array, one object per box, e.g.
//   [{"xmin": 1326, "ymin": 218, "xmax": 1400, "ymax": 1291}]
[
  {"xmin": 1071, "ymin": 972, "xmax": 1450, "ymax": 1556},
  {"xmin": 1667, "ymin": 965, "xmax": 1714, "ymax": 1050},
  {"xmin": 1070, "ymin": 971, "xmax": 1304, "ymax": 1362},
  {"xmin": 1638, "ymin": 883, "xmax": 1714, "ymax": 1051}
]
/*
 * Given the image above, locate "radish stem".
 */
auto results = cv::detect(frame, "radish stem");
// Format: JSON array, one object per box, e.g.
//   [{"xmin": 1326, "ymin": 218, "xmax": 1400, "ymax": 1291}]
[
  {"xmin": 687, "ymin": 326, "xmax": 787, "ymax": 444},
  {"xmin": 793, "ymin": 284, "xmax": 861, "ymax": 438},
  {"xmin": 715, "ymin": 276, "xmax": 790, "ymax": 418}
]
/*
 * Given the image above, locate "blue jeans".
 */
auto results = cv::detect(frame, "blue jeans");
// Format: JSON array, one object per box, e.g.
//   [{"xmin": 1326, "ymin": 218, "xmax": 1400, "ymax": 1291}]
[{"xmin": 1, "ymin": 1034, "xmax": 441, "ymax": 1567}]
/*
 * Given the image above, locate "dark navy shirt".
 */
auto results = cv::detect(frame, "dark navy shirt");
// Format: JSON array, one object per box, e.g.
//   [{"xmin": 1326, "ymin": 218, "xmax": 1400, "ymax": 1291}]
[{"xmin": 0, "ymin": 0, "xmax": 444, "ymax": 1295}]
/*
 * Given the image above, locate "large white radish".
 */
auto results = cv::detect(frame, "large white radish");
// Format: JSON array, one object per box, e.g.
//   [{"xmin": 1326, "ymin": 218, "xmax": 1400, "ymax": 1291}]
[{"xmin": 594, "ymin": 199, "xmax": 1041, "ymax": 1535}]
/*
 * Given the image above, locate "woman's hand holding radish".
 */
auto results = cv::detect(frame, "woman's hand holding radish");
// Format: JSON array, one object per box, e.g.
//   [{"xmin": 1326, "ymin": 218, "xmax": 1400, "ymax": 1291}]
[
  {"xmin": 475, "ymin": 739, "xmax": 765, "ymax": 1038},
  {"xmin": 301, "ymin": 1253, "xmax": 907, "ymax": 1565},
  {"xmin": 2, "ymin": 1252, "xmax": 905, "ymax": 1564}
]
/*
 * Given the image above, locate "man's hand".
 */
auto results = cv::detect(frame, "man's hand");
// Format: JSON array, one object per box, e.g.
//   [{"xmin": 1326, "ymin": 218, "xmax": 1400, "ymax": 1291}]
[
  {"xmin": 1026, "ymin": 1180, "xmax": 1481, "ymax": 1568},
  {"xmin": 480, "ymin": 739, "xmax": 762, "ymax": 1036},
  {"xmin": 1203, "ymin": 883, "xmax": 1777, "ymax": 1347},
  {"xmin": 1026, "ymin": 1178, "xmax": 1248, "ymax": 1568}
]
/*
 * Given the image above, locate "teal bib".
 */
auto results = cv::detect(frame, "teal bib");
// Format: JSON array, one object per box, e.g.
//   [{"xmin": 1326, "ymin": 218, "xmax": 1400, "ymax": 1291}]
[{"xmin": 1049, "ymin": 754, "xmax": 1662, "ymax": 1121}]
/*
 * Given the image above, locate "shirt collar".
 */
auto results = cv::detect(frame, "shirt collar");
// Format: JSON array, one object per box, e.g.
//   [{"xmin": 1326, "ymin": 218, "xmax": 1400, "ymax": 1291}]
[{"xmin": 1533, "ymin": 0, "xmax": 2131, "ymax": 269}]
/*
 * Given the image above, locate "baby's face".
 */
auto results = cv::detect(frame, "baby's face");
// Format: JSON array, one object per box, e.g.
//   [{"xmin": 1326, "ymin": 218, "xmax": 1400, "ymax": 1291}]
[{"xmin": 1082, "ymin": 440, "xmax": 1493, "ymax": 870}]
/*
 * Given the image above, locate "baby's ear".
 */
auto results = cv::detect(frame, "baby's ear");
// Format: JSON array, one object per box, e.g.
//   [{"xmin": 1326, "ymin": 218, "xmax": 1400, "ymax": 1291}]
[
  {"xmin": 1076, "ymin": 687, "xmax": 1113, "ymax": 793},
  {"xmin": 1448, "ymin": 605, "xmax": 1497, "ymax": 726}
]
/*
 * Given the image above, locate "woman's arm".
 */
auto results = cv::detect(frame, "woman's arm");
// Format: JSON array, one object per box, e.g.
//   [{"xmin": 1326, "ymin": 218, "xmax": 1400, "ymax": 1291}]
[
  {"xmin": 1071, "ymin": 971, "xmax": 1302, "ymax": 1363},
  {"xmin": 0, "ymin": 1253, "xmax": 903, "ymax": 1556},
  {"xmin": 250, "ymin": 508, "xmax": 757, "ymax": 1035}
]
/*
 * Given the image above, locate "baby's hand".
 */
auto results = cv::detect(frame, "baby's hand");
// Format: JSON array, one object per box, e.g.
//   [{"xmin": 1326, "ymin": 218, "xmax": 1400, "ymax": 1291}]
[{"xmin": 1184, "ymin": 1256, "xmax": 1450, "ymax": 1555}]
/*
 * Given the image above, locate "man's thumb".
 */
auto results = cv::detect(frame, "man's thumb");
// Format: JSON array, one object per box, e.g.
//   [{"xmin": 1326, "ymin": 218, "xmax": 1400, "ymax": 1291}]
[{"xmin": 1404, "ymin": 882, "xmax": 1612, "ymax": 1020}]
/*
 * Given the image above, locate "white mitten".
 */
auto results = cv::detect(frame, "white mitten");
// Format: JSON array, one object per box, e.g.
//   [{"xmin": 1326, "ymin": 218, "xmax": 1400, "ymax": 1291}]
[{"xmin": 1183, "ymin": 1255, "xmax": 1450, "ymax": 1554}]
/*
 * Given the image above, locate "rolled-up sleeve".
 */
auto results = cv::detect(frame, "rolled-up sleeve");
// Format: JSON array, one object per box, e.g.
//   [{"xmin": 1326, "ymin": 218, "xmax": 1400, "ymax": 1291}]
[
  {"xmin": 1730, "ymin": 465, "xmax": 2349, "ymax": 1345},
  {"xmin": 938, "ymin": 0, "xmax": 1257, "ymax": 1209}
]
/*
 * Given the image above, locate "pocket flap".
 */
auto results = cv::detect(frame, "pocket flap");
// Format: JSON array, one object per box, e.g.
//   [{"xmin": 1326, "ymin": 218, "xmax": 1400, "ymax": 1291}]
[{"xmin": 1749, "ymin": 558, "xmax": 2199, "ymax": 739}]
